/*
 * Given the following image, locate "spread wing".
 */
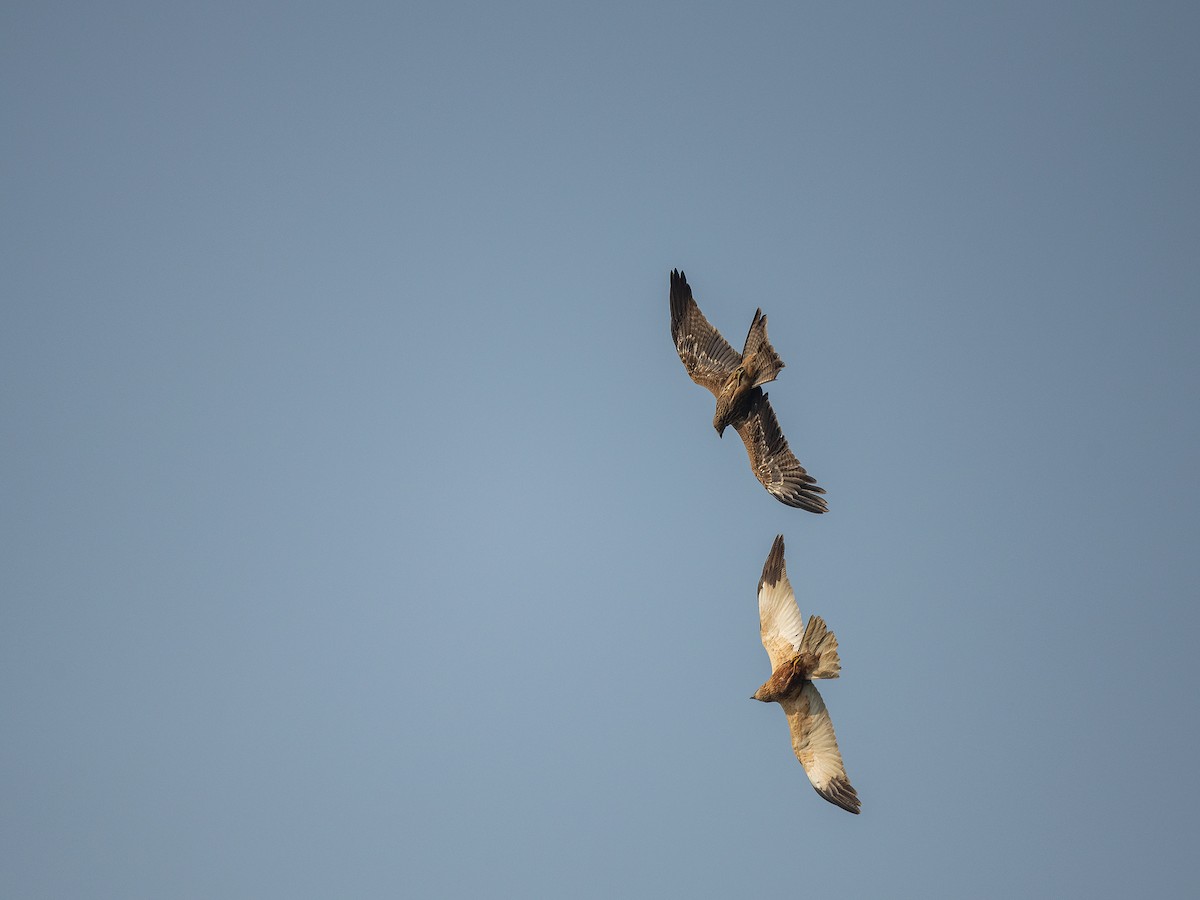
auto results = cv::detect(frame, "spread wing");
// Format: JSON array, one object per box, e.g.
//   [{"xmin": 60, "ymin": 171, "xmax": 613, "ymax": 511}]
[
  {"xmin": 757, "ymin": 535, "xmax": 806, "ymax": 671},
  {"xmin": 780, "ymin": 681, "xmax": 860, "ymax": 814},
  {"xmin": 670, "ymin": 269, "xmax": 742, "ymax": 396},
  {"xmin": 732, "ymin": 389, "xmax": 827, "ymax": 512}
]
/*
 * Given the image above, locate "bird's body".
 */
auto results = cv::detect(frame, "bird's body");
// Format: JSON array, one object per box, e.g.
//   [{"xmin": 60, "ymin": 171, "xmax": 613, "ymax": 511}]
[
  {"xmin": 750, "ymin": 647, "xmax": 826, "ymax": 703},
  {"xmin": 669, "ymin": 269, "xmax": 825, "ymax": 512},
  {"xmin": 710, "ymin": 308, "xmax": 784, "ymax": 434},
  {"xmin": 752, "ymin": 535, "xmax": 860, "ymax": 814}
]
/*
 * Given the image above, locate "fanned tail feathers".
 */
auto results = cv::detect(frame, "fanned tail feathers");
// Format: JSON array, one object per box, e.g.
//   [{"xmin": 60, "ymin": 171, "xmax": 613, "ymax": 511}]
[
  {"xmin": 741, "ymin": 310, "xmax": 785, "ymax": 387},
  {"xmin": 799, "ymin": 615, "xmax": 841, "ymax": 680}
]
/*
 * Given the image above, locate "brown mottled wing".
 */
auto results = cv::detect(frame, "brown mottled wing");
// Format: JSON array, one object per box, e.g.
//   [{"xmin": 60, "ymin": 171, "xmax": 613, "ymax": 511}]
[
  {"xmin": 670, "ymin": 269, "xmax": 742, "ymax": 397},
  {"xmin": 780, "ymin": 681, "xmax": 860, "ymax": 814},
  {"xmin": 732, "ymin": 389, "xmax": 827, "ymax": 513},
  {"xmin": 757, "ymin": 535, "xmax": 806, "ymax": 671}
]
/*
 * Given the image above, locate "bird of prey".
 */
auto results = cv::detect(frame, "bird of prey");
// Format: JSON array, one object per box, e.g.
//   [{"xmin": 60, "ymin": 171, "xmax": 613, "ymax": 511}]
[
  {"xmin": 669, "ymin": 269, "xmax": 827, "ymax": 513},
  {"xmin": 751, "ymin": 535, "xmax": 860, "ymax": 814}
]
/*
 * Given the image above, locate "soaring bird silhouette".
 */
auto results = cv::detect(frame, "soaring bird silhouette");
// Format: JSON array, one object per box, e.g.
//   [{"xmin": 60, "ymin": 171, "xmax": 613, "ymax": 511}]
[
  {"xmin": 669, "ymin": 269, "xmax": 826, "ymax": 513},
  {"xmin": 751, "ymin": 535, "xmax": 860, "ymax": 814}
]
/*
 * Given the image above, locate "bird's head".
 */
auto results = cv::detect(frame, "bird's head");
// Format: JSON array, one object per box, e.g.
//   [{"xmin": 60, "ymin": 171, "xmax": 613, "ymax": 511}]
[{"xmin": 713, "ymin": 368, "xmax": 746, "ymax": 436}]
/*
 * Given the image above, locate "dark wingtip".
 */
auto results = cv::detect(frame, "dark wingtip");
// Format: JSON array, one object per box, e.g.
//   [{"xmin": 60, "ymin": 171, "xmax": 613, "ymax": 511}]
[
  {"xmin": 779, "ymin": 492, "xmax": 829, "ymax": 514},
  {"xmin": 759, "ymin": 535, "xmax": 786, "ymax": 589},
  {"xmin": 670, "ymin": 269, "xmax": 690, "ymax": 299},
  {"xmin": 669, "ymin": 269, "xmax": 695, "ymax": 339},
  {"xmin": 773, "ymin": 472, "xmax": 828, "ymax": 512},
  {"xmin": 815, "ymin": 777, "xmax": 861, "ymax": 814}
]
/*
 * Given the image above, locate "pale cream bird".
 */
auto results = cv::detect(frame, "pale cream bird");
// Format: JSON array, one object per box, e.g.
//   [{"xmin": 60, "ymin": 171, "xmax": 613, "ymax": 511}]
[
  {"xmin": 751, "ymin": 535, "xmax": 860, "ymax": 813},
  {"xmin": 669, "ymin": 269, "xmax": 827, "ymax": 513}
]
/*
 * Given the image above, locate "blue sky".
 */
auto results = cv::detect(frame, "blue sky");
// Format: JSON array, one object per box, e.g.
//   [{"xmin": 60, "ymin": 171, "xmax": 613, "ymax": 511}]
[{"xmin": 4, "ymin": 1, "xmax": 1199, "ymax": 897}]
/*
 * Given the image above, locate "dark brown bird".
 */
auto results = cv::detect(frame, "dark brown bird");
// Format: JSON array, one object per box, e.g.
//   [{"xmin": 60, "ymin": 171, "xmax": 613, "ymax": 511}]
[
  {"xmin": 752, "ymin": 535, "xmax": 860, "ymax": 814},
  {"xmin": 669, "ymin": 269, "xmax": 827, "ymax": 513}
]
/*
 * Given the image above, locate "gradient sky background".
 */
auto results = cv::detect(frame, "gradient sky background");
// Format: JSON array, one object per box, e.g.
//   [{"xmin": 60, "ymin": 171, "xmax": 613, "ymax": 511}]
[{"xmin": 4, "ymin": 2, "xmax": 1199, "ymax": 897}]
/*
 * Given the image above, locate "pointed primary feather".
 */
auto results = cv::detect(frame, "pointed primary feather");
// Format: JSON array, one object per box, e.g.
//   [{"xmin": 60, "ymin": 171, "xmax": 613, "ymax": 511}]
[
  {"xmin": 732, "ymin": 389, "xmax": 827, "ymax": 513},
  {"xmin": 757, "ymin": 534, "xmax": 806, "ymax": 671},
  {"xmin": 780, "ymin": 681, "xmax": 860, "ymax": 814},
  {"xmin": 670, "ymin": 269, "xmax": 742, "ymax": 397}
]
